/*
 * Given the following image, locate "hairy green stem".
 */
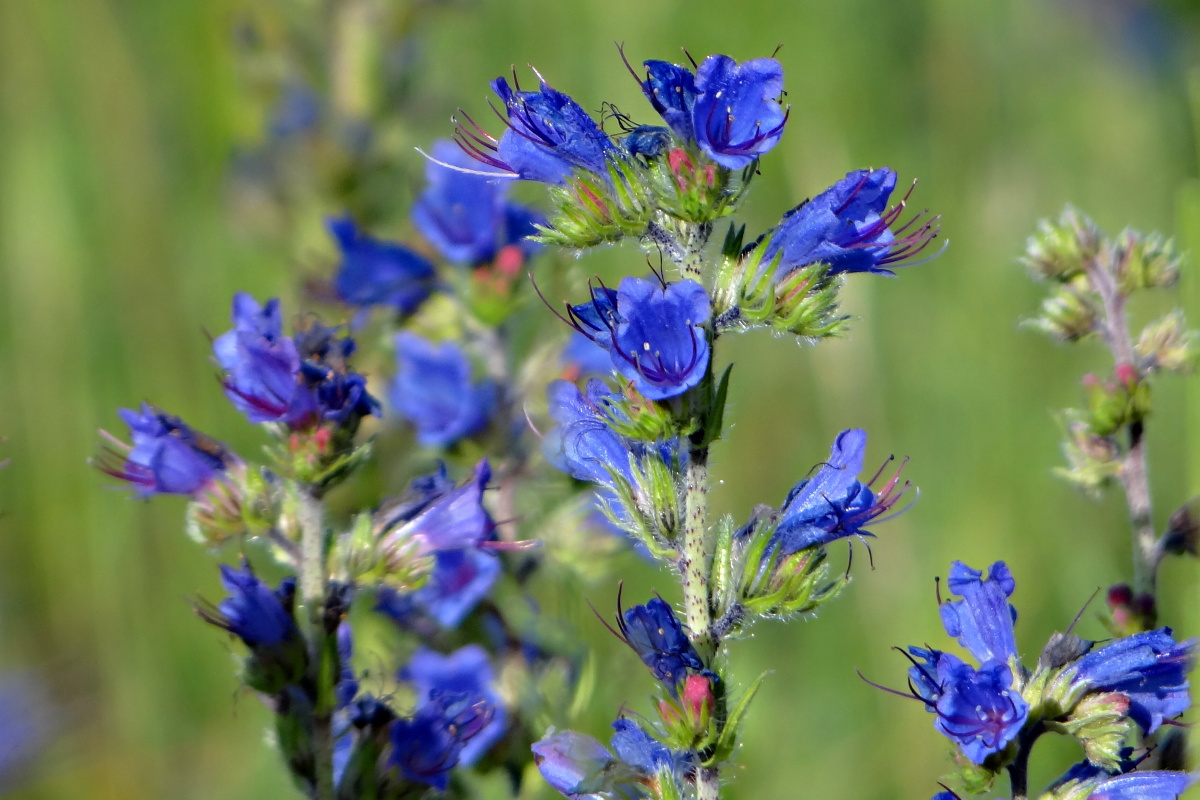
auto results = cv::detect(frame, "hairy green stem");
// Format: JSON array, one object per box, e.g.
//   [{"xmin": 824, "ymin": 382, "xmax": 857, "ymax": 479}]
[
  {"xmin": 1089, "ymin": 256, "xmax": 1160, "ymax": 606},
  {"xmin": 297, "ymin": 487, "xmax": 335, "ymax": 800},
  {"xmin": 680, "ymin": 450, "xmax": 713, "ymax": 657}
]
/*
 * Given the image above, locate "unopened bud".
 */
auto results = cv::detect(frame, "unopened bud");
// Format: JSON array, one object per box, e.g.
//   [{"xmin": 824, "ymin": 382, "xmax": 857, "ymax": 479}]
[
  {"xmin": 1162, "ymin": 498, "xmax": 1200, "ymax": 557},
  {"xmin": 1136, "ymin": 311, "xmax": 1198, "ymax": 375},
  {"xmin": 1022, "ymin": 206, "xmax": 1101, "ymax": 282}
]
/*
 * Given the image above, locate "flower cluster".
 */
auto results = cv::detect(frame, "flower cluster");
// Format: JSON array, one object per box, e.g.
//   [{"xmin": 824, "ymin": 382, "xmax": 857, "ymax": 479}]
[{"xmin": 887, "ymin": 560, "xmax": 1195, "ymax": 796}]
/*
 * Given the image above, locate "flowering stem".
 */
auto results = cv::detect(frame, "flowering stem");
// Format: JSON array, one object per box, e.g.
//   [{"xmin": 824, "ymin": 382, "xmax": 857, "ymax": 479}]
[
  {"xmin": 1006, "ymin": 722, "xmax": 1043, "ymax": 800},
  {"xmin": 681, "ymin": 448, "xmax": 714, "ymax": 658},
  {"xmin": 297, "ymin": 486, "xmax": 335, "ymax": 800},
  {"xmin": 1089, "ymin": 256, "xmax": 1160, "ymax": 609}
]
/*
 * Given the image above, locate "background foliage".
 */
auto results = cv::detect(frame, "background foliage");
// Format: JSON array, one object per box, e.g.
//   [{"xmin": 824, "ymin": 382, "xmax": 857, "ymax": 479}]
[{"xmin": 2, "ymin": 0, "xmax": 1200, "ymax": 797}]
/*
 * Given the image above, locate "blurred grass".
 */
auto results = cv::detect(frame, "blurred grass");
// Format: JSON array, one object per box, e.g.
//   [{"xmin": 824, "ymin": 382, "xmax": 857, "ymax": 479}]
[{"xmin": 2, "ymin": 0, "xmax": 1200, "ymax": 798}]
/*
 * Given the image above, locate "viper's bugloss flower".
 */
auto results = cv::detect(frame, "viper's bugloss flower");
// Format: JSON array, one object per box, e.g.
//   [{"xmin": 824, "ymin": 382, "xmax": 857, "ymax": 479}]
[
  {"xmin": 455, "ymin": 72, "xmax": 616, "ymax": 184},
  {"xmin": 268, "ymin": 84, "xmax": 320, "ymax": 140},
  {"xmin": 613, "ymin": 596, "xmax": 703, "ymax": 688},
  {"xmin": 401, "ymin": 646, "xmax": 506, "ymax": 766},
  {"xmin": 761, "ymin": 169, "xmax": 940, "ymax": 278},
  {"xmin": 543, "ymin": 379, "xmax": 637, "ymax": 486},
  {"xmin": 1088, "ymin": 771, "xmax": 1195, "ymax": 800},
  {"xmin": 97, "ymin": 404, "xmax": 234, "ymax": 497},
  {"xmin": 201, "ymin": 563, "xmax": 298, "ymax": 648},
  {"xmin": 939, "ymin": 561, "xmax": 1019, "ymax": 665},
  {"xmin": 887, "ymin": 562, "xmax": 1029, "ymax": 764},
  {"xmin": 335, "ymin": 622, "xmax": 359, "ymax": 709},
  {"xmin": 638, "ymin": 60, "xmax": 697, "ymax": 143},
  {"xmin": 769, "ymin": 428, "xmax": 911, "ymax": 556},
  {"xmin": 565, "ymin": 278, "xmax": 710, "ymax": 400},
  {"xmin": 609, "ymin": 718, "xmax": 676, "ymax": 775},
  {"xmin": 532, "ymin": 719, "xmax": 676, "ymax": 800},
  {"xmin": 328, "ymin": 216, "xmax": 435, "ymax": 313},
  {"xmin": 925, "ymin": 657, "xmax": 1028, "ymax": 765},
  {"xmin": 390, "ymin": 332, "xmax": 496, "ymax": 447},
  {"xmin": 214, "ymin": 293, "xmax": 380, "ymax": 429},
  {"xmin": 412, "ymin": 139, "xmax": 543, "ymax": 265},
  {"xmin": 379, "ymin": 459, "xmax": 494, "ymax": 558},
  {"xmin": 691, "ymin": 54, "xmax": 787, "ymax": 169},
  {"xmin": 1063, "ymin": 628, "xmax": 1195, "ymax": 734},
  {"xmin": 532, "ymin": 731, "xmax": 614, "ymax": 799},
  {"xmin": 389, "ymin": 690, "xmax": 493, "ymax": 790},
  {"xmin": 378, "ymin": 548, "xmax": 501, "ymax": 629}
]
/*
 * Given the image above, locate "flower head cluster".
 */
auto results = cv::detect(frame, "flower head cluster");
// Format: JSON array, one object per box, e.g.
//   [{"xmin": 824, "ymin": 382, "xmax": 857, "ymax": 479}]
[
  {"xmin": 892, "ymin": 560, "xmax": 1195, "ymax": 780},
  {"xmin": 389, "ymin": 332, "xmax": 496, "ymax": 448},
  {"xmin": 902, "ymin": 562, "xmax": 1028, "ymax": 764},
  {"xmin": 214, "ymin": 293, "xmax": 380, "ymax": 430},
  {"xmin": 97, "ymin": 404, "xmax": 235, "ymax": 497}
]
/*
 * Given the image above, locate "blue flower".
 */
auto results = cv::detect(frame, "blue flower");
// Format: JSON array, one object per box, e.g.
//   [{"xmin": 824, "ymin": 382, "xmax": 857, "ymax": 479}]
[
  {"xmin": 609, "ymin": 718, "xmax": 676, "ymax": 775},
  {"xmin": 906, "ymin": 647, "xmax": 1028, "ymax": 765},
  {"xmin": 214, "ymin": 293, "xmax": 306, "ymax": 424},
  {"xmin": 213, "ymin": 293, "xmax": 380, "ymax": 429},
  {"xmin": 769, "ymin": 428, "xmax": 912, "ymax": 555},
  {"xmin": 97, "ymin": 404, "xmax": 233, "ymax": 497},
  {"xmin": 1063, "ymin": 628, "xmax": 1195, "ymax": 734},
  {"xmin": 268, "ymin": 84, "xmax": 320, "ymax": 140},
  {"xmin": 1087, "ymin": 772, "xmax": 1195, "ymax": 800},
  {"xmin": 379, "ymin": 460, "xmax": 495, "ymax": 557},
  {"xmin": 456, "ymin": 73, "xmax": 617, "ymax": 184},
  {"xmin": 412, "ymin": 140, "xmax": 544, "ymax": 265},
  {"xmin": 389, "ymin": 690, "xmax": 493, "ymax": 790},
  {"xmin": 335, "ymin": 622, "xmax": 359, "ymax": 709},
  {"xmin": 377, "ymin": 548, "xmax": 501, "ymax": 630},
  {"xmin": 532, "ymin": 719, "xmax": 677, "ymax": 800},
  {"xmin": 638, "ymin": 60, "xmax": 697, "ymax": 143},
  {"xmin": 203, "ymin": 563, "xmax": 298, "ymax": 648},
  {"xmin": 939, "ymin": 561, "xmax": 1019, "ymax": 665},
  {"xmin": 532, "ymin": 731, "xmax": 614, "ymax": 799},
  {"xmin": 761, "ymin": 169, "xmax": 940, "ymax": 278},
  {"xmin": 615, "ymin": 597, "xmax": 703, "ymax": 688},
  {"xmin": 401, "ymin": 646, "xmax": 506, "ymax": 767},
  {"xmin": 328, "ymin": 217, "xmax": 435, "ymax": 313},
  {"xmin": 691, "ymin": 55, "xmax": 787, "ymax": 169},
  {"xmin": 543, "ymin": 379, "xmax": 637, "ymax": 487},
  {"xmin": 390, "ymin": 332, "xmax": 496, "ymax": 447},
  {"xmin": 567, "ymin": 278, "xmax": 711, "ymax": 401}
]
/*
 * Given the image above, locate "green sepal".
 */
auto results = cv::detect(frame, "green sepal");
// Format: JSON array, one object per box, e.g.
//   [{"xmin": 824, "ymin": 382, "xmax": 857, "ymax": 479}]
[
  {"xmin": 1022, "ymin": 206, "xmax": 1101, "ymax": 282},
  {"xmin": 706, "ymin": 671, "xmax": 767, "ymax": 765},
  {"xmin": 596, "ymin": 385, "xmax": 681, "ymax": 444},
  {"xmin": 1112, "ymin": 228, "xmax": 1182, "ymax": 293},
  {"xmin": 339, "ymin": 511, "xmax": 433, "ymax": 592},
  {"xmin": 534, "ymin": 159, "xmax": 654, "ymax": 249},
  {"xmin": 596, "ymin": 455, "xmax": 680, "ymax": 556},
  {"xmin": 241, "ymin": 637, "xmax": 310, "ymax": 695},
  {"xmin": 714, "ymin": 242, "xmax": 849, "ymax": 341},
  {"xmin": 1023, "ymin": 278, "xmax": 1101, "ymax": 343},
  {"xmin": 1136, "ymin": 310, "xmax": 1199, "ymax": 374},
  {"xmin": 948, "ymin": 757, "xmax": 1000, "ymax": 797},
  {"xmin": 694, "ymin": 364, "xmax": 733, "ymax": 448},
  {"xmin": 1049, "ymin": 691, "xmax": 1133, "ymax": 771},
  {"xmin": 1053, "ymin": 416, "xmax": 1122, "ymax": 498},
  {"xmin": 640, "ymin": 146, "xmax": 750, "ymax": 224},
  {"xmin": 266, "ymin": 428, "xmax": 375, "ymax": 491}
]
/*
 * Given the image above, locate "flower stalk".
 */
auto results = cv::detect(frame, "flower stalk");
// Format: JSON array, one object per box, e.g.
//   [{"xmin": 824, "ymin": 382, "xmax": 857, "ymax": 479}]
[{"xmin": 297, "ymin": 484, "xmax": 335, "ymax": 800}]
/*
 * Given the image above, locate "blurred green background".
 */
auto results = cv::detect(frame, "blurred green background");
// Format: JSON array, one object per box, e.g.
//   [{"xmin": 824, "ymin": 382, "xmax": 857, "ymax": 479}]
[{"xmin": 4, "ymin": 0, "xmax": 1200, "ymax": 797}]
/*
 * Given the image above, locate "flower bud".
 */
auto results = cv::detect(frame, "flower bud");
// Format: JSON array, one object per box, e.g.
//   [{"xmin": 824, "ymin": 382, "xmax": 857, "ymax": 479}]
[
  {"xmin": 1025, "ymin": 281, "xmax": 1100, "ymax": 342},
  {"xmin": 1113, "ymin": 228, "xmax": 1182, "ymax": 292},
  {"xmin": 1060, "ymin": 691, "xmax": 1133, "ymax": 771},
  {"xmin": 1135, "ymin": 311, "xmax": 1198, "ymax": 375},
  {"xmin": 1162, "ymin": 498, "xmax": 1200, "ymax": 558},
  {"xmin": 1022, "ymin": 206, "xmax": 1102, "ymax": 282}
]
